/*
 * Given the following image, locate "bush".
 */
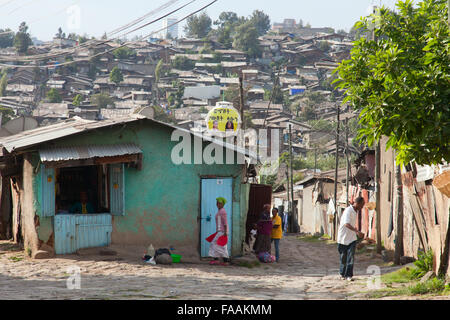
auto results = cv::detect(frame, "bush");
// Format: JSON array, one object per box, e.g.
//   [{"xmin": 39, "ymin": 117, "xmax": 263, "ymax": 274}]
[
  {"xmin": 410, "ymin": 250, "xmax": 434, "ymax": 279},
  {"xmin": 46, "ymin": 88, "xmax": 62, "ymax": 103},
  {"xmin": 172, "ymin": 56, "xmax": 195, "ymax": 71},
  {"xmin": 409, "ymin": 278, "xmax": 446, "ymax": 295}
]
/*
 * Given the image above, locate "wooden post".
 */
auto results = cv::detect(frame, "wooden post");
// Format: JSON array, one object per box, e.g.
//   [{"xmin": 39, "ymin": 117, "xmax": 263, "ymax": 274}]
[
  {"xmin": 375, "ymin": 140, "xmax": 382, "ymax": 253},
  {"xmin": 314, "ymin": 146, "xmax": 317, "ymax": 174},
  {"xmin": 286, "ymin": 168, "xmax": 290, "ymax": 233},
  {"xmin": 394, "ymin": 163, "xmax": 404, "ymax": 265},
  {"xmin": 239, "ymin": 76, "xmax": 245, "ymax": 130},
  {"xmin": 333, "ymin": 105, "xmax": 340, "ymax": 241},
  {"xmin": 289, "ymin": 124, "xmax": 296, "ymax": 233}
]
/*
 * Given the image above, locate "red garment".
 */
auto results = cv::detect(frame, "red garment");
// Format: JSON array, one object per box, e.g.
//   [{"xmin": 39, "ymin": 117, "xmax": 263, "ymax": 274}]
[{"xmin": 258, "ymin": 220, "xmax": 273, "ymax": 235}]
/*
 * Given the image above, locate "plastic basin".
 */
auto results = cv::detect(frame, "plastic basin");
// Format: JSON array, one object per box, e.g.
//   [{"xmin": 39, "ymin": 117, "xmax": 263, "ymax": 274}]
[{"xmin": 171, "ymin": 254, "xmax": 181, "ymax": 263}]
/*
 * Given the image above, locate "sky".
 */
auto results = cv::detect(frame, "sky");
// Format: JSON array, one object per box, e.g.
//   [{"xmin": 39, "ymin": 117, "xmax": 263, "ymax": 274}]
[{"xmin": 0, "ymin": 0, "xmax": 406, "ymax": 41}]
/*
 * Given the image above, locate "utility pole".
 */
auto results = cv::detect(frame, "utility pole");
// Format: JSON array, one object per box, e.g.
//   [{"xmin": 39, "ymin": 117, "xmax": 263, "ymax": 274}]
[
  {"xmin": 333, "ymin": 106, "xmax": 340, "ymax": 241},
  {"xmin": 345, "ymin": 118, "xmax": 349, "ymax": 206},
  {"xmin": 239, "ymin": 76, "xmax": 245, "ymax": 130},
  {"xmin": 285, "ymin": 168, "xmax": 290, "ymax": 233},
  {"xmin": 394, "ymin": 163, "xmax": 404, "ymax": 264},
  {"xmin": 289, "ymin": 124, "xmax": 296, "ymax": 233},
  {"xmin": 314, "ymin": 146, "xmax": 317, "ymax": 174}
]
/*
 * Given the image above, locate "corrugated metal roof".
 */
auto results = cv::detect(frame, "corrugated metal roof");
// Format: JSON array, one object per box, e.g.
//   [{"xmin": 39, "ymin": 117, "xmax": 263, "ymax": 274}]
[
  {"xmin": 39, "ymin": 143, "xmax": 142, "ymax": 162},
  {"xmin": 0, "ymin": 115, "xmax": 146, "ymax": 153},
  {"xmin": 0, "ymin": 114, "xmax": 257, "ymax": 161}
]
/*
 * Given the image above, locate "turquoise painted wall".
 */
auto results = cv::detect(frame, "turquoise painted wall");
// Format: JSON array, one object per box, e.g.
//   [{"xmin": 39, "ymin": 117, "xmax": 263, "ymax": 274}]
[
  {"xmin": 32, "ymin": 119, "xmax": 247, "ymax": 256},
  {"xmin": 31, "ymin": 154, "xmax": 53, "ymax": 245}
]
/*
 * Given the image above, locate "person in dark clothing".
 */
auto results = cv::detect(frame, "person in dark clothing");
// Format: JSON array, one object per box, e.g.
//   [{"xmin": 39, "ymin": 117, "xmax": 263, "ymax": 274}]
[{"xmin": 253, "ymin": 204, "xmax": 273, "ymax": 254}]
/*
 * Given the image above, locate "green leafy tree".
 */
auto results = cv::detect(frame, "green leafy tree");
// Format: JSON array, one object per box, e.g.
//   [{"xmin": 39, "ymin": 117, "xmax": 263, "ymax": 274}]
[
  {"xmin": 73, "ymin": 94, "xmax": 83, "ymax": 106},
  {"xmin": 265, "ymin": 77, "xmax": 284, "ymax": 104},
  {"xmin": 0, "ymin": 107, "xmax": 15, "ymax": 124},
  {"xmin": 78, "ymin": 34, "xmax": 89, "ymax": 43},
  {"xmin": 14, "ymin": 22, "xmax": 32, "ymax": 54},
  {"xmin": 155, "ymin": 59, "xmax": 168, "ymax": 102},
  {"xmin": 298, "ymin": 105, "xmax": 316, "ymax": 121},
  {"xmin": 214, "ymin": 12, "xmax": 239, "ymax": 28},
  {"xmin": 184, "ymin": 12, "xmax": 212, "ymax": 38},
  {"xmin": 112, "ymin": 46, "xmax": 136, "ymax": 60},
  {"xmin": 223, "ymin": 85, "xmax": 247, "ymax": 109},
  {"xmin": 109, "ymin": 66, "xmax": 124, "ymax": 85},
  {"xmin": 0, "ymin": 72, "xmax": 8, "ymax": 97},
  {"xmin": 46, "ymin": 88, "xmax": 62, "ymax": 103},
  {"xmin": 216, "ymin": 25, "xmax": 233, "ymax": 48},
  {"xmin": 91, "ymin": 93, "xmax": 115, "ymax": 109},
  {"xmin": 214, "ymin": 11, "xmax": 243, "ymax": 48},
  {"xmin": 232, "ymin": 21, "xmax": 261, "ymax": 58},
  {"xmin": 335, "ymin": 0, "xmax": 449, "ymax": 165},
  {"xmin": 318, "ymin": 40, "xmax": 331, "ymax": 51},
  {"xmin": 67, "ymin": 33, "xmax": 77, "ymax": 40},
  {"xmin": 172, "ymin": 56, "xmax": 195, "ymax": 70},
  {"xmin": 55, "ymin": 27, "xmax": 65, "ymax": 39},
  {"xmin": 249, "ymin": 10, "xmax": 271, "ymax": 36},
  {"xmin": 167, "ymin": 93, "xmax": 175, "ymax": 106},
  {"xmin": 174, "ymin": 82, "xmax": 185, "ymax": 108},
  {"xmin": 0, "ymin": 29, "xmax": 14, "ymax": 48}
]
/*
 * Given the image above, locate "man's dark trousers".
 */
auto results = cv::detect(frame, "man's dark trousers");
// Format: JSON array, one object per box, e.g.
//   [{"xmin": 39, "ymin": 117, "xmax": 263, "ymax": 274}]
[{"xmin": 337, "ymin": 240, "xmax": 357, "ymax": 278}]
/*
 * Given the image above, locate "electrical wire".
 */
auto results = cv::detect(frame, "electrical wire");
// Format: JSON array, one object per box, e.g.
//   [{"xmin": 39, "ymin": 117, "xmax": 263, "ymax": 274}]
[
  {"xmin": 0, "ymin": 0, "xmax": 182, "ymax": 61},
  {"xmin": 107, "ymin": 0, "xmax": 180, "ymax": 37},
  {"xmin": 0, "ymin": 0, "xmax": 16, "ymax": 10},
  {"xmin": 7, "ymin": 0, "xmax": 40, "ymax": 15},
  {"xmin": 29, "ymin": 0, "xmax": 80, "ymax": 25},
  {"xmin": 0, "ymin": 0, "xmax": 219, "ymax": 68},
  {"xmin": 0, "ymin": 0, "xmax": 189, "ymax": 62}
]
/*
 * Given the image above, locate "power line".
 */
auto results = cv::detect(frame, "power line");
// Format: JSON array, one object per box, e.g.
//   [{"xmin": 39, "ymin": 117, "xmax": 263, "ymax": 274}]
[
  {"xmin": 29, "ymin": 0, "xmax": 80, "ymax": 25},
  {"xmin": 0, "ymin": 0, "xmax": 184, "ymax": 61},
  {"xmin": 107, "ymin": 0, "xmax": 181, "ymax": 37},
  {"xmin": 0, "ymin": 0, "xmax": 16, "ymax": 10},
  {"xmin": 7, "ymin": 0, "xmax": 40, "ymax": 15},
  {"xmin": 0, "ymin": 0, "xmax": 190, "ymax": 62},
  {"xmin": 0, "ymin": 0, "xmax": 219, "ymax": 69}
]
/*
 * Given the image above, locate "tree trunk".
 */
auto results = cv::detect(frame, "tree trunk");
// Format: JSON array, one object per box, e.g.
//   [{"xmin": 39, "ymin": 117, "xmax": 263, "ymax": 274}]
[
  {"xmin": 394, "ymin": 164, "xmax": 404, "ymax": 265},
  {"xmin": 438, "ymin": 209, "xmax": 450, "ymax": 277}
]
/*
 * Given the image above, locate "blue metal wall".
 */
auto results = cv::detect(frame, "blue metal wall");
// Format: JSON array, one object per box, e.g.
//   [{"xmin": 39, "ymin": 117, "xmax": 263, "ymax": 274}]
[{"xmin": 54, "ymin": 214, "xmax": 112, "ymax": 254}]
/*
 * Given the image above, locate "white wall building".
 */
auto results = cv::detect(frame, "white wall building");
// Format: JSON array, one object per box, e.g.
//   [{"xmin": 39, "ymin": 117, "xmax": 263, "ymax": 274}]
[{"xmin": 162, "ymin": 18, "xmax": 178, "ymax": 39}]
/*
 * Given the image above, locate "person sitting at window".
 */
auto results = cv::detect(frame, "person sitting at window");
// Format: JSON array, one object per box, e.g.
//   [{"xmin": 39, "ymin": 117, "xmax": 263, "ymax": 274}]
[{"xmin": 69, "ymin": 191, "xmax": 94, "ymax": 214}]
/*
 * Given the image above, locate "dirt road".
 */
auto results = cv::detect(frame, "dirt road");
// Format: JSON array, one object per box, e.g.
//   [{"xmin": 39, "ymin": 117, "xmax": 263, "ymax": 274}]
[{"xmin": 0, "ymin": 235, "xmax": 410, "ymax": 300}]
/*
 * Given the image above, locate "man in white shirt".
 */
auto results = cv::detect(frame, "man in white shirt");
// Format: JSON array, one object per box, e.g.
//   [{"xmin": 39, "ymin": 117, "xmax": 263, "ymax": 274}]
[{"xmin": 337, "ymin": 196, "xmax": 365, "ymax": 281}]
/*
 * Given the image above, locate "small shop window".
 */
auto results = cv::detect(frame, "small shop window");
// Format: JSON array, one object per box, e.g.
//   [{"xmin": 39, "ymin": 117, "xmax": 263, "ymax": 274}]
[
  {"xmin": 40, "ymin": 157, "xmax": 129, "ymax": 216},
  {"xmin": 55, "ymin": 164, "xmax": 112, "ymax": 214}
]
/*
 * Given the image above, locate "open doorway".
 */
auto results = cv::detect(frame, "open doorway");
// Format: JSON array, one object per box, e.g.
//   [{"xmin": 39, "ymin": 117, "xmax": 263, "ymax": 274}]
[{"xmin": 55, "ymin": 165, "xmax": 110, "ymax": 214}]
